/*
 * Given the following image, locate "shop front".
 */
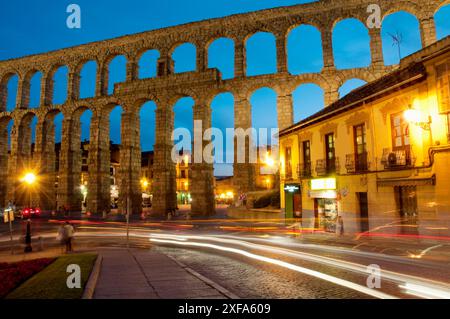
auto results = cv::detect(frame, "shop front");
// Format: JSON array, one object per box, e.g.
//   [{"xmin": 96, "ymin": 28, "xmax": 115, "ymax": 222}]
[
  {"xmin": 309, "ymin": 178, "xmax": 338, "ymax": 232},
  {"xmin": 284, "ymin": 184, "xmax": 302, "ymax": 219}
]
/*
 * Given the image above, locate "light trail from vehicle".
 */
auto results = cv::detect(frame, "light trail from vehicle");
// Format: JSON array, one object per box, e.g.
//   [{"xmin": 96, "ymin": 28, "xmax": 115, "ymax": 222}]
[
  {"xmin": 149, "ymin": 237, "xmax": 397, "ymax": 299},
  {"xmin": 148, "ymin": 233, "xmax": 450, "ymax": 299}
]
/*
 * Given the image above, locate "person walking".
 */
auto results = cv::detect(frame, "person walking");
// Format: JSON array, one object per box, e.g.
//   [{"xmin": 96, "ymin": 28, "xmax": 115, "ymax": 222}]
[{"xmin": 58, "ymin": 221, "xmax": 75, "ymax": 253}]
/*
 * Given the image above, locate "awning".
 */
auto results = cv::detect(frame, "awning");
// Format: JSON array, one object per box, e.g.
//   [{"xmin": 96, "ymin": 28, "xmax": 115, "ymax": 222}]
[{"xmin": 377, "ymin": 175, "xmax": 436, "ymax": 187}]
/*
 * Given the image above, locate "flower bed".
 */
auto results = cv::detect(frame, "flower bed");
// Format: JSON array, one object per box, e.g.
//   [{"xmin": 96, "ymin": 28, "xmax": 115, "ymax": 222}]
[{"xmin": 0, "ymin": 258, "xmax": 55, "ymax": 298}]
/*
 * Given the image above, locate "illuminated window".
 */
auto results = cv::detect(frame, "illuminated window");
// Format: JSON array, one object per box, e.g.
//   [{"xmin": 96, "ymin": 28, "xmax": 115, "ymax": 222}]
[
  {"xmin": 285, "ymin": 147, "xmax": 292, "ymax": 178},
  {"xmin": 353, "ymin": 124, "xmax": 368, "ymax": 171},
  {"xmin": 436, "ymin": 61, "xmax": 450, "ymax": 113},
  {"xmin": 325, "ymin": 133, "xmax": 336, "ymax": 174},
  {"xmin": 391, "ymin": 112, "xmax": 410, "ymax": 149},
  {"xmin": 302, "ymin": 141, "xmax": 311, "ymax": 176}
]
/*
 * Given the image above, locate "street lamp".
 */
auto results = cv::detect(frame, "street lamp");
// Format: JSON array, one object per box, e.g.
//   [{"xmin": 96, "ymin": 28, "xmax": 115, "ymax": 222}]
[
  {"xmin": 21, "ymin": 172, "xmax": 37, "ymax": 208},
  {"xmin": 404, "ymin": 107, "xmax": 432, "ymax": 131},
  {"xmin": 20, "ymin": 171, "xmax": 37, "ymax": 253}
]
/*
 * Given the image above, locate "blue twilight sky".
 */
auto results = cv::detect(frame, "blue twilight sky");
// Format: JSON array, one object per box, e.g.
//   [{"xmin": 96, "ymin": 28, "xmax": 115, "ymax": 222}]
[{"xmin": 1, "ymin": 0, "xmax": 450, "ymax": 176}]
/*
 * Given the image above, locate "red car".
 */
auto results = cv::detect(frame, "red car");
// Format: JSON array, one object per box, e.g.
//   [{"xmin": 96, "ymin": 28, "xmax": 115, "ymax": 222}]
[{"xmin": 21, "ymin": 208, "xmax": 41, "ymax": 219}]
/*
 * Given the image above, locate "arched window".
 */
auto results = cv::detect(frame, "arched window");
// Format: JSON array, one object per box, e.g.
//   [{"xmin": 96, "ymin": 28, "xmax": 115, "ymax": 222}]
[
  {"xmin": 79, "ymin": 61, "xmax": 97, "ymax": 99},
  {"xmin": 208, "ymin": 38, "xmax": 235, "ymax": 79},
  {"xmin": 52, "ymin": 66, "xmax": 68, "ymax": 105},
  {"xmin": 139, "ymin": 101, "xmax": 157, "ymax": 151},
  {"xmin": 333, "ymin": 19, "xmax": 371, "ymax": 69},
  {"xmin": 288, "ymin": 25, "xmax": 324, "ymax": 74},
  {"xmin": 435, "ymin": 4, "xmax": 450, "ymax": 40},
  {"xmin": 172, "ymin": 43, "xmax": 197, "ymax": 74},
  {"xmin": 211, "ymin": 92, "xmax": 235, "ymax": 176},
  {"xmin": 246, "ymin": 32, "xmax": 277, "ymax": 76},
  {"xmin": 293, "ymin": 84, "xmax": 325, "ymax": 122},
  {"xmin": 108, "ymin": 56, "xmax": 127, "ymax": 95},
  {"xmin": 139, "ymin": 50, "xmax": 160, "ymax": 79},
  {"xmin": 382, "ymin": 11, "xmax": 422, "ymax": 65}
]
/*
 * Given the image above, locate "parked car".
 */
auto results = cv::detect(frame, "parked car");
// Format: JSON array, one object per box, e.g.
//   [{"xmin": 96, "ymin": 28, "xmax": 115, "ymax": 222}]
[{"xmin": 20, "ymin": 207, "xmax": 41, "ymax": 219}]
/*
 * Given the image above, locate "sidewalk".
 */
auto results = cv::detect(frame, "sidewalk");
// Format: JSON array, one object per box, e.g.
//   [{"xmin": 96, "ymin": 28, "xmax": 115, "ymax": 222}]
[{"xmin": 93, "ymin": 248, "xmax": 235, "ymax": 299}]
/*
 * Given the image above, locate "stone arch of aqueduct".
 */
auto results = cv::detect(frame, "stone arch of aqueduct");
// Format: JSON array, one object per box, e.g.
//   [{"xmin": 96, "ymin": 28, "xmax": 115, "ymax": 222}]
[{"xmin": 0, "ymin": 0, "xmax": 448, "ymax": 216}]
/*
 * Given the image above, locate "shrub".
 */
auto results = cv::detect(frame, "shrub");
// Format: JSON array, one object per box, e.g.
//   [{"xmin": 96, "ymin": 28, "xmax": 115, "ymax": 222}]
[{"xmin": 0, "ymin": 258, "xmax": 55, "ymax": 298}]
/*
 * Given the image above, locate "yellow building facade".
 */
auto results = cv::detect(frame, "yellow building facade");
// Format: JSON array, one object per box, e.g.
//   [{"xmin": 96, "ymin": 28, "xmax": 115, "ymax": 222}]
[{"xmin": 279, "ymin": 37, "xmax": 450, "ymax": 236}]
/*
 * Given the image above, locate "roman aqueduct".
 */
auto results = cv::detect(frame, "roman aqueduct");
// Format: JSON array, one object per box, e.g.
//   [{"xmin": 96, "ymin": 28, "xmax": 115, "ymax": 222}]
[{"xmin": 0, "ymin": 0, "xmax": 448, "ymax": 216}]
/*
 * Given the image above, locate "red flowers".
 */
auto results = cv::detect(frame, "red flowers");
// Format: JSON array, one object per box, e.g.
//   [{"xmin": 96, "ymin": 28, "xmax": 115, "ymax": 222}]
[{"xmin": 0, "ymin": 258, "xmax": 55, "ymax": 298}]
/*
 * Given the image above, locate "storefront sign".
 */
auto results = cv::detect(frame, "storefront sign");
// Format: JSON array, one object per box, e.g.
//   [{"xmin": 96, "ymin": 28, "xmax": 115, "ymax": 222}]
[
  {"xmin": 284, "ymin": 185, "xmax": 300, "ymax": 193},
  {"xmin": 311, "ymin": 178, "xmax": 337, "ymax": 191}
]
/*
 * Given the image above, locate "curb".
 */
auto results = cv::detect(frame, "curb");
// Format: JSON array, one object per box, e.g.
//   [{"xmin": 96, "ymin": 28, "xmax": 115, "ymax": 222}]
[
  {"xmin": 166, "ymin": 255, "xmax": 239, "ymax": 299},
  {"xmin": 82, "ymin": 254, "xmax": 103, "ymax": 299}
]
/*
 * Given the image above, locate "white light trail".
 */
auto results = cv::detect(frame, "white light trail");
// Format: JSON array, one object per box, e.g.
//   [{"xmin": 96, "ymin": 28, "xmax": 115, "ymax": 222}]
[
  {"xmin": 149, "ymin": 233, "xmax": 450, "ymax": 299},
  {"xmin": 149, "ymin": 237, "xmax": 397, "ymax": 299},
  {"xmin": 399, "ymin": 283, "xmax": 450, "ymax": 299}
]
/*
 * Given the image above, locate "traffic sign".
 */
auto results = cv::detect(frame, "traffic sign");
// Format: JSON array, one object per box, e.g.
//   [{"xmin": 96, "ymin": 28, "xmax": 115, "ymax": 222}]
[{"xmin": 3, "ymin": 209, "xmax": 14, "ymax": 223}]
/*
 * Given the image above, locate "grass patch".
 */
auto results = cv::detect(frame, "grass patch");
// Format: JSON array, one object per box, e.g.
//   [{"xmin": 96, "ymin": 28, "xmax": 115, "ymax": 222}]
[{"xmin": 6, "ymin": 253, "xmax": 97, "ymax": 299}]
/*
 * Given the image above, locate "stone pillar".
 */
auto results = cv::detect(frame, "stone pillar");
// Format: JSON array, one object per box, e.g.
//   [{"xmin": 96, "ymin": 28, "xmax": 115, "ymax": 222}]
[
  {"xmin": 233, "ymin": 98, "xmax": 255, "ymax": 196},
  {"xmin": 152, "ymin": 104, "xmax": 177, "ymax": 216},
  {"xmin": 6, "ymin": 123, "xmax": 20, "ymax": 205},
  {"xmin": 35, "ymin": 119, "xmax": 57, "ymax": 211},
  {"xmin": 369, "ymin": 28, "xmax": 384, "ymax": 68},
  {"xmin": 96, "ymin": 62, "xmax": 109, "ymax": 97},
  {"xmin": 16, "ymin": 77, "xmax": 30, "ymax": 109},
  {"xmin": 0, "ymin": 83, "xmax": 7, "ymax": 112},
  {"xmin": 157, "ymin": 54, "xmax": 174, "ymax": 77},
  {"xmin": 197, "ymin": 45, "xmax": 207, "ymax": 72},
  {"xmin": 322, "ymin": 30, "xmax": 335, "ymax": 71},
  {"xmin": 324, "ymin": 88, "xmax": 339, "ymax": 106},
  {"xmin": 190, "ymin": 103, "xmax": 215, "ymax": 216},
  {"xmin": 277, "ymin": 94, "xmax": 293, "ymax": 130},
  {"xmin": 235, "ymin": 38, "xmax": 247, "ymax": 78},
  {"xmin": 67, "ymin": 72, "xmax": 81, "ymax": 101},
  {"xmin": 420, "ymin": 16, "xmax": 437, "ymax": 48},
  {"xmin": 7, "ymin": 120, "xmax": 33, "ymax": 207},
  {"xmin": 40, "ymin": 72, "xmax": 53, "ymax": 106},
  {"xmin": 126, "ymin": 58, "xmax": 139, "ymax": 82},
  {"xmin": 87, "ymin": 115, "xmax": 111, "ymax": 214},
  {"xmin": 276, "ymin": 35, "xmax": 288, "ymax": 74},
  {"xmin": 0, "ymin": 121, "xmax": 9, "ymax": 206},
  {"xmin": 57, "ymin": 118, "xmax": 83, "ymax": 212},
  {"xmin": 118, "ymin": 111, "xmax": 142, "ymax": 215}
]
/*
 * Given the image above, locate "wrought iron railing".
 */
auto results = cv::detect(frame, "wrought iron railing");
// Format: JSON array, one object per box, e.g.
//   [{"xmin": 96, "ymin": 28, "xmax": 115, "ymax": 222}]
[
  {"xmin": 315, "ymin": 158, "xmax": 339, "ymax": 176},
  {"xmin": 297, "ymin": 163, "xmax": 312, "ymax": 178},
  {"xmin": 381, "ymin": 146, "xmax": 415, "ymax": 169},
  {"xmin": 345, "ymin": 152, "xmax": 369, "ymax": 173}
]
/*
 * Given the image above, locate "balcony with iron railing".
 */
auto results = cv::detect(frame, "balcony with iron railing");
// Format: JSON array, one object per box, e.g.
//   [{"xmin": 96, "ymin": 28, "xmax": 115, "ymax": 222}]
[
  {"xmin": 297, "ymin": 163, "xmax": 312, "ymax": 179},
  {"xmin": 315, "ymin": 158, "xmax": 340, "ymax": 176},
  {"xmin": 345, "ymin": 152, "xmax": 370, "ymax": 173},
  {"xmin": 381, "ymin": 146, "xmax": 415, "ymax": 170}
]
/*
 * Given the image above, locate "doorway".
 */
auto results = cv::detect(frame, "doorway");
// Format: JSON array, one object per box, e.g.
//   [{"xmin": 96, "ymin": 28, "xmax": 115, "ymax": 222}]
[{"xmin": 357, "ymin": 192, "xmax": 369, "ymax": 233}]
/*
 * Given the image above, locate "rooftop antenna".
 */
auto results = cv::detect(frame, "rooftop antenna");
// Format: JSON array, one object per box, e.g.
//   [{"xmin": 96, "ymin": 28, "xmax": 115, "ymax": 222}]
[{"xmin": 389, "ymin": 31, "xmax": 403, "ymax": 62}]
